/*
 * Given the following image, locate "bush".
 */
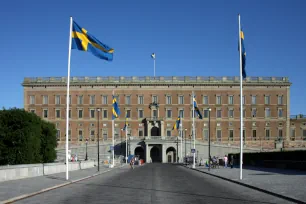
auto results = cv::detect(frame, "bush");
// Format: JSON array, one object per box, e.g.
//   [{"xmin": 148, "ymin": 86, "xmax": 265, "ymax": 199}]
[{"xmin": 0, "ymin": 108, "xmax": 57, "ymax": 165}]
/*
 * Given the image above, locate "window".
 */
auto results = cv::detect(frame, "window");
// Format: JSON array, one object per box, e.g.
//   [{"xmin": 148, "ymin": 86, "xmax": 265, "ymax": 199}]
[
  {"xmin": 179, "ymin": 109, "xmax": 184, "ymax": 118},
  {"xmin": 265, "ymin": 108, "xmax": 271, "ymax": 117},
  {"xmin": 203, "ymin": 96, "xmax": 208, "ymax": 105},
  {"xmin": 166, "ymin": 95, "xmax": 172, "ymax": 104},
  {"xmin": 69, "ymin": 110, "xmax": 71, "ymax": 118},
  {"xmin": 114, "ymin": 95, "xmax": 119, "ymax": 103},
  {"xmin": 203, "ymin": 129, "xmax": 208, "ymax": 141},
  {"xmin": 138, "ymin": 129, "xmax": 143, "ymax": 136},
  {"xmin": 217, "ymin": 109, "xmax": 222, "ymax": 118},
  {"xmin": 216, "ymin": 96, "xmax": 221, "ymax": 105},
  {"xmin": 102, "ymin": 129, "xmax": 108, "ymax": 140},
  {"xmin": 68, "ymin": 130, "xmax": 71, "ymax": 141},
  {"xmin": 138, "ymin": 109, "xmax": 144, "ymax": 118},
  {"xmin": 90, "ymin": 95, "xmax": 95, "ymax": 105},
  {"xmin": 216, "ymin": 130, "xmax": 222, "ymax": 141},
  {"xmin": 242, "ymin": 96, "xmax": 245, "ymax": 105},
  {"xmin": 102, "ymin": 95, "xmax": 108, "ymax": 104},
  {"xmin": 152, "ymin": 95, "xmax": 158, "ymax": 103},
  {"xmin": 290, "ymin": 129, "xmax": 295, "ymax": 138},
  {"xmin": 43, "ymin": 95, "xmax": 48, "ymax": 104},
  {"xmin": 138, "ymin": 95, "xmax": 144, "ymax": 104},
  {"xmin": 167, "ymin": 130, "xmax": 171, "ymax": 136},
  {"xmin": 252, "ymin": 95, "xmax": 257, "ymax": 105},
  {"xmin": 43, "ymin": 109, "xmax": 48, "ymax": 118},
  {"xmin": 228, "ymin": 96, "xmax": 234, "ymax": 105},
  {"xmin": 90, "ymin": 109, "xmax": 95, "ymax": 118},
  {"xmin": 55, "ymin": 95, "xmax": 61, "ymax": 105},
  {"xmin": 166, "ymin": 109, "xmax": 172, "ymax": 119},
  {"xmin": 228, "ymin": 109, "xmax": 234, "ymax": 118},
  {"xmin": 114, "ymin": 128, "xmax": 120, "ymax": 140},
  {"xmin": 178, "ymin": 95, "xmax": 184, "ymax": 104},
  {"xmin": 252, "ymin": 130, "xmax": 257, "ymax": 140},
  {"xmin": 126, "ymin": 110, "xmax": 131, "ymax": 118},
  {"xmin": 278, "ymin": 108, "xmax": 283, "ymax": 118},
  {"xmin": 56, "ymin": 130, "xmax": 60, "ymax": 141},
  {"xmin": 125, "ymin": 95, "xmax": 131, "ymax": 105},
  {"xmin": 229, "ymin": 130, "xmax": 234, "ymax": 141},
  {"xmin": 265, "ymin": 96, "xmax": 270, "ymax": 105},
  {"xmin": 278, "ymin": 95, "xmax": 283, "ymax": 105},
  {"xmin": 103, "ymin": 109, "xmax": 108, "ymax": 119},
  {"xmin": 69, "ymin": 95, "xmax": 71, "ymax": 104},
  {"xmin": 278, "ymin": 129, "xmax": 283, "ymax": 139},
  {"xmin": 265, "ymin": 129, "xmax": 270, "ymax": 140},
  {"xmin": 243, "ymin": 109, "xmax": 246, "ymax": 118},
  {"xmin": 152, "ymin": 110, "xmax": 158, "ymax": 118},
  {"xmin": 78, "ymin": 130, "xmax": 83, "ymax": 141},
  {"xmin": 30, "ymin": 95, "xmax": 35, "ymax": 105},
  {"xmin": 203, "ymin": 109, "xmax": 209, "ymax": 118},
  {"xmin": 252, "ymin": 108, "xmax": 257, "ymax": 117},
  {"xmin": 303, "ymin": 130, "xmax": 306, "ymax": 140},
  {"xmin": 90, "ymin": 130, "xmax": 95, "ymax": 141},
  {"xmin": 30, "ymin": 109, "xmax": 35, "ymax": 114},
  {"xmin": 78, "ymin": 95, "xmax": 83, "ymax": 105},
  {"xmin": 56, "ymin": 109, "xmax": 60, "ymax": 119},
  {"xmin": 243, "ymin": 130, "xmax": 246, "ymax": 143},
  {"xmin": 78, "ymin": 109, "xmax": 83, "ymax": 118}
]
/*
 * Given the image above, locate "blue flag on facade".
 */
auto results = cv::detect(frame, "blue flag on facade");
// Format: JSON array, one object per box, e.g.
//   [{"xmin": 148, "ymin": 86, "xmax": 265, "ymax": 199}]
[
  {"xmin": 71, "ymin": 21, "xmax": 114, "ymax": 61},
  {"xmin": 193, "ymin": 97, "xmax": 203, "ymax": 119},
  {"xmin": 172, "ymin": 116, "xmax": 181, "ymax": 130},
  {"xmin": 112, "ymin": 96, "xmax": 120, "ymax": 120},
  {"xmin": 239, "ymin": 29, "xmax": 247, "ymax": 78}
]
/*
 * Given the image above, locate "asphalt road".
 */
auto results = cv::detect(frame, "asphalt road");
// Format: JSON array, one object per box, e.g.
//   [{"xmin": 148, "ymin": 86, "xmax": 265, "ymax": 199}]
[{"xmin": 17, "ymin": 164, "xmax": 294, "ymax": 204}]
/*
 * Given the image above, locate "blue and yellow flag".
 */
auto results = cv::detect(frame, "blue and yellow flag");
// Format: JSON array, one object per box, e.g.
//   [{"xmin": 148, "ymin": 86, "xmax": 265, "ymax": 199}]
[
  {"xmin": 123, "ymin": 115, "xmax": 128, "ymax": 131},
  {"xmin": 239, "ymin": 29, "xmax": 246, "ymax": 78},
  {"xmin": 112, "ymin": 96, "xmax": 120, "ymax": 120},
  {"xmin": 172, "ymin": 116, "xmax": 181, "ymax": 130},
  {"xmin": 71, "ymin": 21, "xmax": 114, "ymax": 61},
  {"xmin": 193, "ymin": 97, "xmax": 203, "ymax": 119}
]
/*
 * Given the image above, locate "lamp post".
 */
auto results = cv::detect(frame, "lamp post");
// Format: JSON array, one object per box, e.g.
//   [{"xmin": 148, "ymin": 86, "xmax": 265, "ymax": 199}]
[
  {"xmin": 176, "ymin": 136, "xmax": 179, "ymax": 163},
  {"xmin": 207, "ymin": 108, "xmax": 211, "ymax": 171},
  {"xmin": 85, "ymin": 139, "xmax": 88, "ymax": 161},
  {"xmin": 184, "ymin": 128, "xmax": 187, "ymax": 164},
  {"xmin": 97, "ymin": 108, "xmax": 100, "ymax": 171}
]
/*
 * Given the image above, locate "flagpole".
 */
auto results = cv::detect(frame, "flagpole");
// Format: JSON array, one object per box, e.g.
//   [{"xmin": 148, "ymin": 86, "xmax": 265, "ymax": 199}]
[
  {"xmin": 125, "ymin": 124, "xmax": 128, "ymax": 164},
  {"xmin": 65, "ymin": 16, "xmax": 73, "ymax": 181},
  {"xmin": 153, "ymin": 57, "xmax": 156, "ymax": 77},
  {"xmin": 112, "ymin": 90, "xmax": 115, "ymax": 168},
  {"xmin": 238, "ymin": 14, "xmax": 243, "ymax": 180},
  {"xmin": 180, "ymin": 117, "xmax": 183, "ymax": 163},
  {"xmin": 192, "ymin": 91, "xmax": 196, "ymax": 169}
]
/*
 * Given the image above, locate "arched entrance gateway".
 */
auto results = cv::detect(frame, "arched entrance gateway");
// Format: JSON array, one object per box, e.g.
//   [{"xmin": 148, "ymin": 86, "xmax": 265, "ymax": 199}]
[
  {"xmin": 150, "ymin": 146, "xmax": 162, "ymax": 162},
  {"xmin": 134, "ymin": 146, "xmax": 145, "ymax": 161},
  {"xmin": 150, "ymin": 126, "xmax": 160, "ymax": 136},
  {"xmin": 166, "ymin": 147, "xmax": 176, "ymax": 163}
]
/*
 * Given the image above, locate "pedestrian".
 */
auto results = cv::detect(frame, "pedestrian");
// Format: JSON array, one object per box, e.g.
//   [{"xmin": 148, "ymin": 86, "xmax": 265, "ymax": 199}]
[
  {"xmin": 230, "ymin": 155, "xmax": 234, "ymax": 169},
  {"xmin": 224, "ymin": 155, "xmax": 228, "ymax": 168},
  {"xmin": 130, "ymin": 157, "xmax": 134, "ymax": 169}
]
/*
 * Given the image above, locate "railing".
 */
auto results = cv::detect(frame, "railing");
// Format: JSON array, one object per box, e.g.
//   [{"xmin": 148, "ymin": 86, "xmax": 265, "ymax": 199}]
[
  {"xmin": 290, "ymin": 114, "xmax": 306, "ymax": 119},
  {"xmin": 23, "ymin": 76, "xmax": 290, "ymax": 84}
]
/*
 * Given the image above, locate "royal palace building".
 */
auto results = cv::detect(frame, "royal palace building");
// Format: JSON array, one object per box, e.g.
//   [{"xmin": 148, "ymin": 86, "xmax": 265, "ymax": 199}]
[{"xmin": 22, "ymin": 76, "xmax": 306, "ymax": 163}]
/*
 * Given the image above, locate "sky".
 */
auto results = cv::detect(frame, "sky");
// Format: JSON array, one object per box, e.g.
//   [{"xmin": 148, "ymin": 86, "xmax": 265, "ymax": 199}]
[{"xmin": 0, "ymin": 0, "xmax": 305, "ymax": 115}]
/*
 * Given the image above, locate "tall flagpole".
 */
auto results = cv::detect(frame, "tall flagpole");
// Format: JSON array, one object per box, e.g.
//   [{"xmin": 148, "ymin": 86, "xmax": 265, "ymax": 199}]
[
  {"xmin": 238, "ymin": 14, "xmax": 243, "ymax": 180},
  {"xmin": 65, "ymin": 16, "xmax": 73, "ymax": 181},
  {"xmin": 192, "ymin": 91, "xmax": 196, "ymax": 169},
  {"xmin": 112, "ymin": 90, "xmax": 115, "ymax": 168},
  {"xmin": 180, "ymin": 118, "xmax": 183, "ymax": 163},
  {"xmin": 125, "ymin": 124, "xmax": 128, "ymax": 164}
]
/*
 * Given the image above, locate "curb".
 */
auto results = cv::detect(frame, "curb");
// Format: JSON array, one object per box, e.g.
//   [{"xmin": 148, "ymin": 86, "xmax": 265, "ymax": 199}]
[
  {"xmin": 1, "ymin": 165, "xmax": 126, "ymax": 204},
  {"xmin": 184, "ymin": 165, "xmax": 305, "ymax": 204}
]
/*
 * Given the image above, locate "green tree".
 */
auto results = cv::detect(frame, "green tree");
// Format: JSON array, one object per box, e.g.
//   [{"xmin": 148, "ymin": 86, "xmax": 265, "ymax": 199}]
[{"xmin": 40, "ymin": 121, "xmax": 57, "ymax": 163}]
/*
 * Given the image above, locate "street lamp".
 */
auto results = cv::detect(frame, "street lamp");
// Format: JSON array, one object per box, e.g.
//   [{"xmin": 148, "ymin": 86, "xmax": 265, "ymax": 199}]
[
  {"xmin": 184, "ymin": 128, "xmax": 187, "ymax": 164},
  {"xmin": 85, "ymin": 139, "xmax": 88, "ymax": 161},
  {"xmin": 97, "ymin": 108, "xmax": 100, "ymax": 171},
  {"xmin": 176, "ymin": 136, "xmax": 179, "ymax": 163},
  {"xmin": 207, "ymin": 108, "xmax": 211, "ymax": 171}
]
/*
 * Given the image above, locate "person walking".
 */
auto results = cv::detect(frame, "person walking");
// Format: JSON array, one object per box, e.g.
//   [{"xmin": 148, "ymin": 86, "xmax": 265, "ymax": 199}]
[
  {"xmin": 224, "ymin": 155, "xmax": 228, "ymax": 168},
  {"xmin": 130, "ymin": 157, "xmax": 135, "ymax": 169}
]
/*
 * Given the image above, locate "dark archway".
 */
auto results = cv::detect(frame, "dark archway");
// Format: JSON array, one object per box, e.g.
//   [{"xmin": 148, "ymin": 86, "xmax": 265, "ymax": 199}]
[
  {"xmin": 134, "ymin": 147, "xmax": 145, "ymax": 161},
  {"xmin": 150, "ymin": 146, "xmax": 162, "ymax": 162},
  {"xmin": 151, "ymin": 127, "xmax": 160, "ymax": 136},
  {"xmin": 166, "ymin": 147, "xmax": 177, "ymax": 163}
]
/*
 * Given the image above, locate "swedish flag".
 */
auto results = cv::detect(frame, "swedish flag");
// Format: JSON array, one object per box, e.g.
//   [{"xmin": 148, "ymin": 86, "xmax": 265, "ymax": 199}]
[
  {"xmin": 123, "ymin": 115, "xmax": 128, "ymax": 131},
  {"xmin": 71, "ymin": 21, "xmax": 114, "ymax": 61},
  {"xmin": 193, "ymin": 97, "xmax": 203, "ymax": 119},
  {"xmin": 112, "ymin": 96, "xmax": 120, "ymax": 120},
  {"xmin": 239, "ymin": 29, "xmax": 247, "ymax": 78},
  {"xmin": 172, "ymin": 116, "xmax": 181, "ymax": 130}
]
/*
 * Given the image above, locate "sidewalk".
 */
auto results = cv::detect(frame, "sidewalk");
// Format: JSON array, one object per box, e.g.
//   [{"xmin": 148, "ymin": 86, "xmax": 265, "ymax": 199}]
[
  {"xmin": 0, "ymin": 164, "xmax": 122, "ymax": 203},
  {"xmin": 188, "ymin": 165, "xmax": 306, "ymax": 203}
]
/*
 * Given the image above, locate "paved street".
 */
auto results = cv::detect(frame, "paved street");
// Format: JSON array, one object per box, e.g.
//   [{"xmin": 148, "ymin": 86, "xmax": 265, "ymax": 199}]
[{"xmin": 17, "ymin": 164, "xmax": 293, "ymax": 204}]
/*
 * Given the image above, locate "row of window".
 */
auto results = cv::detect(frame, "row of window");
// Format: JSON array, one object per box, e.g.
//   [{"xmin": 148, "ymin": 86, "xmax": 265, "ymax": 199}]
[
  {"xmin": 56, "ymin": 128, "xmax": 306, "ymax": 142},
  {"xmin": 32, "ymin": 107, "xmax": 285, "ymax": 119},
  {"xmin": 29, "ymin": 94, "xmax": 285, "ymax": 105}
]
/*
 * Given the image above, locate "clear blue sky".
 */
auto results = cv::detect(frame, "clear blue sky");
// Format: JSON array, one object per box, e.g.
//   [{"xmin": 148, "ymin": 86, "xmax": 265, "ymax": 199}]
[{"xmin": 0, "ymin": 0, "xmax": 305, "ymax": 115}]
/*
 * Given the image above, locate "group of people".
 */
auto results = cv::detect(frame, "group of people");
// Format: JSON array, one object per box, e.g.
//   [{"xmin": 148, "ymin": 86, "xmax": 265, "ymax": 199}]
[{"xmin": 204, "ymin": 155, "xmax": 234, "ymax": 168}]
